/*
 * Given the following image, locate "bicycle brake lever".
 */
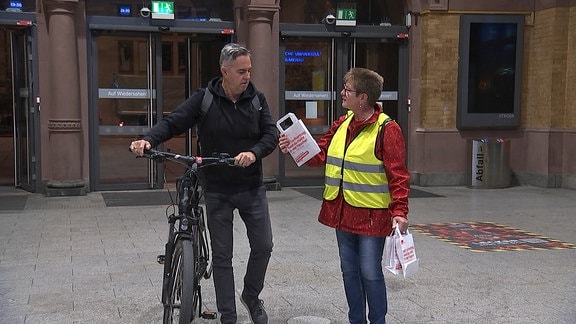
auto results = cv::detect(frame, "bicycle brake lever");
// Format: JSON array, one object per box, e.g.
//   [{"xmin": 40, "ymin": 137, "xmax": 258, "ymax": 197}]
[
  {"xmin": 216, "ymin": 153, "xmax": 231, "ymax": 159},
  {"xmin": 212, "ymin": 153, "xmax": 236, "ymax": 166},
  {"xmin": 150, "ymin": 153, "xmax": 167, "ymax": 162}
]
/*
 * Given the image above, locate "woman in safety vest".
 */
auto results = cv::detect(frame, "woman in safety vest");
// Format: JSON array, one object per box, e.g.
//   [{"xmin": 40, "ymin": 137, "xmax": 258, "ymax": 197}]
[{"xmin": 279, "ymin": 67, "xmax": 410, "ymax": 324}]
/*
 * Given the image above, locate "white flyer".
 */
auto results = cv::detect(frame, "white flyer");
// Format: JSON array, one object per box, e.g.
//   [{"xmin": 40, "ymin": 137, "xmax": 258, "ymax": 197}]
[{"xmin": 276, "ymin": 113, "xmax": 321, "ymax": 167}]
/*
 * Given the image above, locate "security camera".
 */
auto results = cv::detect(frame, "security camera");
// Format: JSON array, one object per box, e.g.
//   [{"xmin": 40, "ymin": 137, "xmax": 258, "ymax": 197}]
[
  {"xmin": 324, "ymin": 14, "xmax": 336, "ymax": 25},
  {"xmin": 139, "ymin": 7, "xmax": 151, "ymax": 18}
]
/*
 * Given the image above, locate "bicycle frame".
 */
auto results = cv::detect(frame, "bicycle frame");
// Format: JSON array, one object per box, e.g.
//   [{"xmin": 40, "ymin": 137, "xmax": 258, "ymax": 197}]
[{"xmin": 143, "ymin": 149, "xmax": 235, "ymax": 323}]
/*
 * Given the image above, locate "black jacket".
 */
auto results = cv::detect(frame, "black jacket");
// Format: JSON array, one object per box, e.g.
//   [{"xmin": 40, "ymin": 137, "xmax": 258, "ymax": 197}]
[{"xmin": 142, "ymin": 77, "xmax": 279, "ymax": 193}]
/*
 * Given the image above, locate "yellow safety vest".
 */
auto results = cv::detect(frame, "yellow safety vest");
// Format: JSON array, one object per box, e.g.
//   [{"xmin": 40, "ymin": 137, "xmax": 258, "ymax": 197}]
[{"xmin": 323, "ymin": 112, "xmax": 392, "ymax": 208}]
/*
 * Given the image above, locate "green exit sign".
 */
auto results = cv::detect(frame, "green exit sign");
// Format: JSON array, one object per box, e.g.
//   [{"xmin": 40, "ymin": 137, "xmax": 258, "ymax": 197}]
[
  {"xmin": 151, "ymin": 1, "xmax": 174, "ymax": 20},
  {"xmin": 336, "ymin": 8, "xmax": 357, "ymax": 26}
]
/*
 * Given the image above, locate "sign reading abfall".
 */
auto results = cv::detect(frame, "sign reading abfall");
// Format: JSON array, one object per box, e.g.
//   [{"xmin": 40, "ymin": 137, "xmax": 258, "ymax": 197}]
[{"xmin": 277, "ymin": 113, "xmax": 321, "ymax": 167}]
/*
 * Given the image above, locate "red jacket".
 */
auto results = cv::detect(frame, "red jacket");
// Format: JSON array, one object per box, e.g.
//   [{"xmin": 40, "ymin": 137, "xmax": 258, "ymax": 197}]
[{"xmin": 306, "ymin": 105, "xmax": 410, "ymax": 237}]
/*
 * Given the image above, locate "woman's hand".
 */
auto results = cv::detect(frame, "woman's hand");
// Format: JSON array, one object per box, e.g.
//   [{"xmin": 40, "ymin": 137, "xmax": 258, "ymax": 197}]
[
  {"xmin": 392, "ymin": 216, "xmax": 409, "ymax": 233},
  {"xmin": 278, "ymin": 134, "xmax": 290, "ymax": 154}
]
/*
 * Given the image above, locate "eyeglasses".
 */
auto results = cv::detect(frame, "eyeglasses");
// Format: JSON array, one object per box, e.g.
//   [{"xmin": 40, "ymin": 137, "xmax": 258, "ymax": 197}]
[{"xmin": 342, "ymin": 87, "xmax": 358, "ymax": 95}]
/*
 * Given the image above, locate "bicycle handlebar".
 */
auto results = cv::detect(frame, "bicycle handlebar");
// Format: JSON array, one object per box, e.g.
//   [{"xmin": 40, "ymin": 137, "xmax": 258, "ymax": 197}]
[{"xmin": 142, "ymin": 148, "xmax": 237, "ymax": 167}]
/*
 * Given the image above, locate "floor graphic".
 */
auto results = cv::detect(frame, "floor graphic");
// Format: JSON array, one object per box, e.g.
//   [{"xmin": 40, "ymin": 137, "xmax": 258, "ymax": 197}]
[{"xmin": 411, "ymin": 222, "xmax": 576, "ymax": 252}]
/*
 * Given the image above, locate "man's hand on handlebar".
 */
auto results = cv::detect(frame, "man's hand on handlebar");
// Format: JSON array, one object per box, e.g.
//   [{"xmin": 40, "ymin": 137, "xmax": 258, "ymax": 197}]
[
  {"xmin": 235, "ymin": 151, "xmax": 257, "ymax": 168},
  {"xmin": 130, "ymin": 140, "xmax": 151, "ymax": 156}
]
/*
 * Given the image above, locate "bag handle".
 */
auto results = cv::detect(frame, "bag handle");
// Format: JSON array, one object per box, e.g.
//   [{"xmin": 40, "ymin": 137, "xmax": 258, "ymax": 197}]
[{"xmin": 394, "ymin": 225, "xmax": 410, "ymax": 236}]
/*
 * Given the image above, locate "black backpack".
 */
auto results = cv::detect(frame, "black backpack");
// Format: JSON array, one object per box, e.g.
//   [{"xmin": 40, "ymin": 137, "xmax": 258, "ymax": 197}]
[{"xmin": 200, "ymin": 89, "xmax": 262, "ymax": 121}]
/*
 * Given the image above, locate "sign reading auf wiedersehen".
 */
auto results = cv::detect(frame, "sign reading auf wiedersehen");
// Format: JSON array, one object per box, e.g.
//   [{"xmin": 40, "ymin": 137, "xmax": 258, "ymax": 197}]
[
  {"xmin": 284, "ymin": 91, "xmax": 398, "ymax": 101},
  {"xmin": 336, "ymin": 8, "xmax": 356, "ymax": 26},
  {"xmin": 98, "ymin": 88, "xmax": 156, "ymax": 99},
  {"xmin": 284, "ymin": 91, "xmax": 332, "ymax": 100}
]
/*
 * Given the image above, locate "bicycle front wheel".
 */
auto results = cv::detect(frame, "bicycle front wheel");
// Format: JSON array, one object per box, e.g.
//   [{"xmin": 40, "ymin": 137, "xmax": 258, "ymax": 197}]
[{"xmin": 163, "ymin": 239, "xmax": 199, "ymax": 324}]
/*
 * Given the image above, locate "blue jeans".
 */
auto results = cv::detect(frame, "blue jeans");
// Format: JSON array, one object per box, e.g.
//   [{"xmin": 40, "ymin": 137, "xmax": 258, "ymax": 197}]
[{"xmin": 336, "ymin": 229, "xmax": 387, "ymax": 324}]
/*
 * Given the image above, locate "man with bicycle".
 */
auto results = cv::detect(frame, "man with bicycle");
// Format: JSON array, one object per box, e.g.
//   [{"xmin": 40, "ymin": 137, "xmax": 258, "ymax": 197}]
[{"xmin": 130, "ymin": 43, "xmax": 278, "ymax": 324}]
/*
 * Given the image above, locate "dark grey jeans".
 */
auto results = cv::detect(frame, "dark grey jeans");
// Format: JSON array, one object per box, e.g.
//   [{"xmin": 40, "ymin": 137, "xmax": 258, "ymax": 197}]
[{"xmin": 204, "ymin": 185, "xmax": 273, "ymax": 323}]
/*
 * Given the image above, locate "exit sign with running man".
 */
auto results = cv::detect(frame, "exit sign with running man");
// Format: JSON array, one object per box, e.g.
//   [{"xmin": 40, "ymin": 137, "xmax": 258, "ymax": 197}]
[
  {"xmin": 336, "ymin": 8, "xmax": 357, "ymax": 26},
  {"xmin": 151, "ymin": 1, "xmax": 175, "ymax": 20}
]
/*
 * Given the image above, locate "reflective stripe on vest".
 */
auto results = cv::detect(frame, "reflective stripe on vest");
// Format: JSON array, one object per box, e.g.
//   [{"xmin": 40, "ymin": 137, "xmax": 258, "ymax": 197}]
[{"xmin": 323, "ymin": 112, "xmax": 392, "ymax": 208}]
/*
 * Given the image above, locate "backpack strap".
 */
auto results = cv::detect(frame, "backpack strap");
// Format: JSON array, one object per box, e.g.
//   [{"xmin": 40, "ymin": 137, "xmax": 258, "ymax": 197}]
[
  {"xmin": 251, "ymin": 94, "xmax": 262, "ymax": 111},
  {"xmin": 200, "ymin": 88, "xmax": 213, "ymax": 117},
  {"xmin": 377, "ymin": 117, "xmax": 394, "ymax": 159},
  {"xmin": 196, "ymin": 89, "xmax": 213, "ymax": 154}
]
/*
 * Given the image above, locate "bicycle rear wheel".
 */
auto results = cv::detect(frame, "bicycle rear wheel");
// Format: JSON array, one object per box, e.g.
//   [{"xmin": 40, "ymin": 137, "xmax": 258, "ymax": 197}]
[{"xmin": 163, "ymin": 239, "xmax": 199, "ymax": 324}]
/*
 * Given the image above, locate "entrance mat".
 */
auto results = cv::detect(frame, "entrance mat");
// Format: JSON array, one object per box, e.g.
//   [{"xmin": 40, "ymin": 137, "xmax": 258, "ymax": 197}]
[
  {"xmin": 411, "ymin": 222, "xmax": 576, "ymax": 252},
  {"xmin": 0, "ymin": 195, "xmax": 28, "ymax": 211},
  {"xmin": 102, "ymin": 191, "xmax": 174, "ymax": 207},
  {"xmin": 292, "ymin": 187, "xmax": 443, "ymax": 201}
]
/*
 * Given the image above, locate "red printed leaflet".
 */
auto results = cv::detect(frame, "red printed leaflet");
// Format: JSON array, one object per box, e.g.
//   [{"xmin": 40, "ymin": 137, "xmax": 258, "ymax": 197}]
[{"xmin": 276, "ymin": 113, "xmax": 320, "ymax": 166}]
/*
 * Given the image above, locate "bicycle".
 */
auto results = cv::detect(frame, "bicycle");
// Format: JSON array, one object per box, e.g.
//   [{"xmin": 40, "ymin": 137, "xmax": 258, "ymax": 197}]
[{"xmin": 141, "ymin": 148, "xmax": 237, "ymax": 324}]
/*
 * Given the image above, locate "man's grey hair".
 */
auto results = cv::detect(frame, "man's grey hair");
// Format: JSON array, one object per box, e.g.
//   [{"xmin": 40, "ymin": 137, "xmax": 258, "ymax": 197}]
[{"xmin": 220, "ymin": 43, "xmax": 251, "ymax": 66}]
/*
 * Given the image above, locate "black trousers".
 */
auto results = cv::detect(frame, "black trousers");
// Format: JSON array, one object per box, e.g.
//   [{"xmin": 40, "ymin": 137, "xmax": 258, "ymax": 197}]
[{"xmin": 204, "ymin": 185, "xmax": 273, "ymax": 322}]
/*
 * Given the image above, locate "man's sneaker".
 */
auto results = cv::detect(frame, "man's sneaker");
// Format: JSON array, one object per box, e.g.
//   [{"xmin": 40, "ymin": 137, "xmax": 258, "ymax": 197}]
[{"xmin": 240, "ymin": 295, "xmax": 268, "ymax": 324}]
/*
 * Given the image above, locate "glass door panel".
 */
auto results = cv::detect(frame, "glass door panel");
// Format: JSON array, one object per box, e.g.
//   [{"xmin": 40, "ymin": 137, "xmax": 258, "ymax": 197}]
[
  {"xmin": 12, "ymin": 29, "xmax": 34, "ymax": 190},
  {"xmin": 284, "ymin": 39, "xmax": 334, "ymax": 134},
  {"xmin": 283, "ymin": 38, "xmax": 335, "ymax": 182},
  {"xmin": 93, "ymin": 31, "xmax": 231, "ymax": 190},
  {"xmin": 0, "ymin": 28, "xmax": 16, "ymax": 186},
  {"xmin": 96, "ymin": 34, "xmax": 154, "ymax": 188},
  {"xmin": 159, "ymin": 36, "xmax": 188, "ymax": 184},
  {"xmin": 352, "ymin": 40, "xmax": 400, "ymax": 121},
  {"xmin": 0, "ymin": 27, "xmax": 35, "ymax": 190},
  {"xmin": 282, "ymin": 37, "xmax": 401, "ymax": 184},
  {"xmin": 159, "ymin": 36, "xmax": 226, "ymax": 184}
]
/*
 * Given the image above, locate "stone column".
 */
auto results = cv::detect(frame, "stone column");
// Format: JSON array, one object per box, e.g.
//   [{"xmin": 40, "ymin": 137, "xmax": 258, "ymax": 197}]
[
  {"xmin": 43, "ymin": 0, "xmax": 86, "ymax": 196},
  {"xmin": 245, "ymin": 1, "xmax": 280, "ymax": 188},
  {"xmin": 245, "ymin": 3, "xmax": 279, "ymax": 100}
]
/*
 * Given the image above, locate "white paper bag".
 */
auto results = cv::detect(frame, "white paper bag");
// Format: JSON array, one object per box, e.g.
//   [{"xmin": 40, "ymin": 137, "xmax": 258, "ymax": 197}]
[
  {"xmin": 395, "ymin": 227, "xmax": 419, "ymax": 278},
  {"xmin": 385, "ymin": 226, "xmax": 419, "ymax": 278},
  {"xmin": 384, "ymin": 233, "xmax": 402, "ymax": 276},
  {"xmin": 277, "ymin": 113, "xmax": 321, "ymax": 166}
]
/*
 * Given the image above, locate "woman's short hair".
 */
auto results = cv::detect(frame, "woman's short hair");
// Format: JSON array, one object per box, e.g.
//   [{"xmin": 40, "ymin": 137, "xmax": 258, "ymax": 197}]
[{"xmin": 344, "ymin": 68, "xmax": 384, "ymax": 106}]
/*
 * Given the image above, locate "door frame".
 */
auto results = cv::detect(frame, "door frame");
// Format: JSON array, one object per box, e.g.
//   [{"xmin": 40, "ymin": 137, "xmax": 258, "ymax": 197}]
[
  {"xmin": 278, "ymin": 23, "xmax": 410, "ymax": 186},
  {"xmin": 87, "ymin": 16, "xmax": 235, "ymax": 191},
  {"xmin": 0, "ymin": 12, "xmax": 41, "ymax": 192}
]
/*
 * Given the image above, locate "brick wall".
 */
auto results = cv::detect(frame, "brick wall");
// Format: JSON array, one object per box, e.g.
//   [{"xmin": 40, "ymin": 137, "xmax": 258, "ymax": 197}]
[
  {"xmin": 524, "ymin": 7, "xmax": 573, "ymax": 128},
  {"xmin": 419, "ymin": 14, "xmax": 459, "ymax": 129},
  {"xmin": 565, "ymin": 6, "xmax": 576, "ymax": 128},
  {"xmin": 418, "ymin": 7, "xmax": 576, "ymax": 130},
  {"xmin": 412, "ymin": 5, "xmax": 576, "ymax": 188}
]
